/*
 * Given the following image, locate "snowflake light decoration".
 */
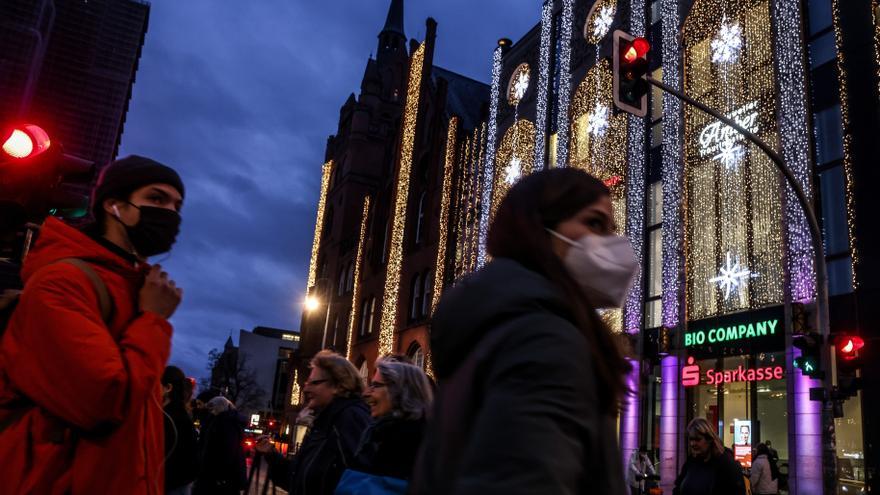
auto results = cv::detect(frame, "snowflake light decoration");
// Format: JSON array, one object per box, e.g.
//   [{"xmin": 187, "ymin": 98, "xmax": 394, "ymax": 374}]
[
  {"xmin": 709, "ymin": 251, "xmax": 758, "ymax": 299},
  {"xmin": 513, "ymin": 72, "xmax": 529, "ymax": 101},
  {"xmin": 508, "ymin": 64, "xmax": 531, "ymax": 105},
  {"xmin": 711, "ymin": 22, "xmax": 743, "ymax": 65},
  {"xmin": 505, "ymin": 156, "xmax": 522, "ymax": 185},
  {"xmin": 713, "ymin": 139, "xmax": 745, "ymax": 169},
  {"xmin": 592, "ymin": 6, "xmax": 615, "ymax": 40},
  {"xmin": 586, "ymin": 103, "xmax": 610, "ymax": 137}
]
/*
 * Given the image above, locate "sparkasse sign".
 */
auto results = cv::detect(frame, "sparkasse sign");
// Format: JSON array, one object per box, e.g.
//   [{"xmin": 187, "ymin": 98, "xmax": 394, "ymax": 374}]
[{"xmin": 681, "ymin": 356, "xmax": 784, "ymax": 387}]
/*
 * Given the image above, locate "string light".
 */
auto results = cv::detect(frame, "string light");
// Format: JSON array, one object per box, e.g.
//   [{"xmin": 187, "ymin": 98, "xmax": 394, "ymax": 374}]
[
  {"xmin": 477, "ymin": 46, "xmax": 503, "ymax": 268},
  {"xmin": 774, "ymin": 0, "xmax": 817, "ymax": 302},
  {"xmin": 534, "ymin": 1, "xmax": 553, "ymax": 169},
  {"xmin": 432, "ymin": 117, "xmax": 459, "ymax": 313},
  {"xmin": 346, "ymin": 196, "xmax": 371, "ymax": 359},
  {"xmin": 832, "ymin": 0, "xmax": 860, "ymax": 291},
  {"xmin": 493, "ymin": 120, "xmax": 537, "ymax": 215},
  {"xmin": 508, "ymin": 64, "xmax": 531, "ymax": 105},
  {"xmin": 711, "ymin": 22, "xmax": 744, "ymax": 65},
  {"xmin": 379, "ymin": 43, "xmax": 426, "ymax": 355},
  {"xmin": 307, "ymin": 160, "xmax": 333, "ymax": 289},
  {"xmin": 682, "ymin": 0, "xmax": 785, "ymax": 320},
  {"xmin": 289, "ymin": 369, "xmax": 300, "ymax": 406},
  {"xmin": 660, "ymin": 0, "xmax": 683, "ymax": 329},
  {"xmin": 555, "ymin": 0, "xmax": 575, "ymax": 167},
  {"xmin": 624, "ymin": 0, "xmax": 647, "ymax": 336}
]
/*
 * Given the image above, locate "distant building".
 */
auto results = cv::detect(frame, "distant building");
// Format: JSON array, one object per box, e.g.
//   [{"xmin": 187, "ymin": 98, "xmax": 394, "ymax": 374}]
[{"xmin": 238, "ymin": 327, "xmax": 300, "ymax": 414}]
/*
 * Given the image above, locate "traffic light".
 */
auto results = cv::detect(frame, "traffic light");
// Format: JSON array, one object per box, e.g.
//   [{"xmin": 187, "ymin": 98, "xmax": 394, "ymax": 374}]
[
  {"xmin": 1, "ymin": 124, "xmax": 94, "ymax": 219},
  {"xmin": 613, "ymin": 30, "xmax": 651, "ymax": 117},
  {"xmin": 834, "ymin": 334, "xmax": 864, "ymax": 399},
  {"xmin": 793, "ymin": 333, "xmax": 824, "ymax": 380}
]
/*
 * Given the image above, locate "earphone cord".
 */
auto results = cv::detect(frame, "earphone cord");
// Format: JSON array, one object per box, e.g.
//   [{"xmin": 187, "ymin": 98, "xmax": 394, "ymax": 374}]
[{"xmin": 153, "ymin": 394, "xmax": 178, "ymax": 494}]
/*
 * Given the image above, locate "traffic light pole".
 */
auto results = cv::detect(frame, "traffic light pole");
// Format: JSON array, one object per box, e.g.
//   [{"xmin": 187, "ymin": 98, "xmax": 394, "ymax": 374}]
[{"xmin": 645, "ymin": 75, "xmax": 837, "ymax": 494}]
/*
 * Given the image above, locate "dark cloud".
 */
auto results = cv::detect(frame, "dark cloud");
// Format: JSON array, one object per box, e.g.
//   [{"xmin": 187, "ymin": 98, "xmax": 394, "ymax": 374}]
[{"xmin": 119, "ymin": 1, "xmax": 537, "ymax": 378}]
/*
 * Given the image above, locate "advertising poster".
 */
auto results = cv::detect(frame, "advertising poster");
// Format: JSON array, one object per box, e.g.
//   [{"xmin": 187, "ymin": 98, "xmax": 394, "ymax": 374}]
[{"xmin": 733, "ymin": 419, "xmax": 752, "ymax": 467}]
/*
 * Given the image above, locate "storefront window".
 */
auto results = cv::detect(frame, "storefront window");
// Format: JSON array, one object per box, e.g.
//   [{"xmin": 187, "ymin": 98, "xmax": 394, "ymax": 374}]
[
  {"xmin": 689, "ymin": 352, "xmax": 788, "ymax": 468},
  {"xmin": 836, "ymin": 395, "xmax": 865, "ymax": 490},
  {"xmin": 814, "ymin": 105, "xmax": 844, "ymax": 165}
]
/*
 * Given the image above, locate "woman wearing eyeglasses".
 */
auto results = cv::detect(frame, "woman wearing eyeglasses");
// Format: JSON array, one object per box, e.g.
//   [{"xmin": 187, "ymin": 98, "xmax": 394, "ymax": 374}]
[
  {"xmin": 411, "ymin": 168, "xmax": 636, "ymax": 495},
  {"xmin": 257, "ymin": 350, "xmax": 370, "ymax": 495},
  {"xmin": 673, "ymin": 418, "xmax": 746, "ymax": 495},
  {"xmin": 351, "ymin": 357, "xmax": 433, "ymax": 481}
]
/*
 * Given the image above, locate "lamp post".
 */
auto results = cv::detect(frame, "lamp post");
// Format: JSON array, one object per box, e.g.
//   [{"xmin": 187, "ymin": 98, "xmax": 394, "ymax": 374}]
[{"xmin": 304, "ymin": 278, "xmax": 333, "ymax": 350}]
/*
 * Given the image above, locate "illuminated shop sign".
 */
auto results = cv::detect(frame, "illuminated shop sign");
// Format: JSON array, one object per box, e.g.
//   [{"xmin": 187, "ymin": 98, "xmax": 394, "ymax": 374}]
[
  {"xmin": 684, "ymin": 305, "xmax": 785, "ymax": 357},
  {"xmin": 681, "ymin": 356, "xmax": 784, "ymax": 387},
  {"xmin": 698, "ymin": 101, "xmax": 760, "ymax": 167},
  {"xmin": 685, "ymin": 318, "xmax": 779, "ymax": 347}
]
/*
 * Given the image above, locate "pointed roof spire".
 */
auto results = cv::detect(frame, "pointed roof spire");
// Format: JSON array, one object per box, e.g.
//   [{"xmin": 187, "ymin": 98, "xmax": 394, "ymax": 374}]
[{"xmin": 380, "ymin": 0, "xmax": 405, "ymax": 38}]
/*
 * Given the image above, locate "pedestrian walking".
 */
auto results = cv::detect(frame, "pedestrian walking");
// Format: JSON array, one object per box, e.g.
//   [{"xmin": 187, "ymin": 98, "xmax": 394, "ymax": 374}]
[
  {"xmin": 764, "ymin": 440, "xmax": 779, "ymax": 464},
  {"xmin": 411, "ymin": 167, "xmax": 637, "ymax": 495},
  {"xmin": 335, "ymin": 357, "xmax": 433, "ymax": 494},
  {"xmin": 0, "ymin": 156, "xmax": 184, "ymax": 494},
  {"xmin": 192, "ymin": 396, "xmax": 247, "ymax": 495},
  {"xmin": 257, "ymin": 350, "xmax": 370, "ymax": 495},
  {"xmin": 673, "ymin": 418, "xmax": 746, "ymax": 495},
  {"xmin": 628, "ymin": 447, "xmax": 657, "ymax": 495},
  {"xmin": 162, "ymin": 366, "xmax": 198, "ymax": 495},
  {"xmin": 749, "ymin": 443, "xmax": 779, "ymax": 495}
]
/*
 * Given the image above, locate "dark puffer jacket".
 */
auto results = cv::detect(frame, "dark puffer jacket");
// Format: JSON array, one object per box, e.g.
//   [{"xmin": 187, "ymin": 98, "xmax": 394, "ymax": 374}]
[
  {"xmin": 268, "ymin": 396, "xmax": 370, "ymax": 495},
  {"xmin": 352, "ymin": 415, "xmax": 426, "ymax": 480},
  {"xmin": 411, "ymin": 258, "xmax": 627, "ymax": 495}
]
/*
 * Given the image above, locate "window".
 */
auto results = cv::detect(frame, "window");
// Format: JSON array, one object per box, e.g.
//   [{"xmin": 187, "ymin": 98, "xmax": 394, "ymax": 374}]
[
  {"xmin": 819, "ymin": 166, "xmax": 849, "ymax": 255},
  {"xmin": 381, "ymin": 220, "xmax": 390, "ymax": 264},
  {"xmin": 650, "ymin": 68, "xmax": 663, "ymax": 121},
  {"xmin": 651, "ymin": 0, "xmax": 661, "ymax": 25},
  {"xmin": 809, "ymin": 31, "xmax": 837, "ymax": 69},
  {"xmin": 814, "ymin": 105, "xmax": 844, "ymax": 165},
  {"xmin": 415, "ymin": 191, "xmax": 427, "ymax": 245},
  {"xmin": 410, "ymin": 274, "xmax": 423, "ymax": 320},
  {"xmin": 345, "ymin": 262, "xmax": 355, "ymax": 292},
  {"xmin": 359, "ymin": 360, "xmax": 369, "ymax": 380},
  {"xmin": 648, "ymin": 181, "xmax": 663, "ymax": 225},
  {"xmin": 338, "ymin": 267, "xmax": 346, "ymax": 296},
  {"xmin": 651, "ymin": 122, "xmax": 663, "ymax": 149},
  {"xmin": 359, "ymin": 297, "xmax": 371, "ymax": 336},
  {"xmin": 828, "ymin": 257, "xmax": 854, "ymax": 296},
  {"xmin": 807, "ymin": 0, "xmax": 833, "ymax": 35},
  {"xmin": 645, "ymin": 181, "xmax": 663, "ymax": 328},
  {"xmin": 408, "ymin": 343, "xmax": 426, "ymax": 370},
  {"xmin": 422, "ymin": 272, "xmax": 434, "ymax": 317}
]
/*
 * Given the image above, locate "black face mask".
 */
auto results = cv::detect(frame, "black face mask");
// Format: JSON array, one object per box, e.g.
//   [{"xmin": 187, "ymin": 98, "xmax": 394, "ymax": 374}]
[{"xmin": 115, "ymin": 202, "xmax": 181, "ymax": 257}]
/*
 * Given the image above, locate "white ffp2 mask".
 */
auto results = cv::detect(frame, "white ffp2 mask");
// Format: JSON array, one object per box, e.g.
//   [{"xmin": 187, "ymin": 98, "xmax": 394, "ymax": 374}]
[{"xmin": 547, "ymin": 230, "xmax": 639, "ymax": 308}]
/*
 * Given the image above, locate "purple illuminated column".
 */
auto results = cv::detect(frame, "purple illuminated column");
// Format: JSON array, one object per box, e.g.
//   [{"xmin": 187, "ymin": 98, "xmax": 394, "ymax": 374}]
[
  {"xmin": 659, "ymin": 356, "xmax": 681, "ymax": 494},
  {"xmin": 790, "ymin": 347, "xmax": 823, "ymax": 493},
  {"xmin": 620, "ymin": 359, "xmax": 641, "ymax": 468}
]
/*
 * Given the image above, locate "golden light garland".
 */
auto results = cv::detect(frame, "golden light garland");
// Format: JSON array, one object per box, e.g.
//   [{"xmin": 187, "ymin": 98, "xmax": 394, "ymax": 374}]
[
  {"xmin": 454, "ymin": 132, "xmax": 473, "ymax": 279},
  {"xmin": 570, "ymin": 59, "xmax": 628, "ymax": 331},
  {"xmin": 289, "ymin": 369, "xmax": 300, "ymax": 406},
  {"xmin": 379, "ymin": 43, "xmax": 426, "ymax": 355},
  {"xmin": 432, "ymin": 117, "xmax": 459, "ymax": 313},
  {"xmin": 306, "ymin": 160, "xmax": 333, "ymax": 289},
  {"xmin": 682, "ymin": 0, "xmax": 785, "ymax": 319},
  {"xmin": 492, "ymin": 119, "xmax": 536, "ymax": 215},
  {"xmin": 346, "ymin": 196, "xmax": 371, "ymax": 359},
  {"xmin": 832, "ymin": 0, "xmax": 860, "ymax": 290}
]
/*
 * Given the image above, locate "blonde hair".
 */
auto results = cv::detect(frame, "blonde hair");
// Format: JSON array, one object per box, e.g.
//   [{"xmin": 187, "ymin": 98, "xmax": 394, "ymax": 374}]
[
  {"xmin": 687, "ymin": 417, "xmax": 725, "ymax": 457},
  {"xmin": 311, "ymin": 350, "xmax": 364, "ymax": 398}
]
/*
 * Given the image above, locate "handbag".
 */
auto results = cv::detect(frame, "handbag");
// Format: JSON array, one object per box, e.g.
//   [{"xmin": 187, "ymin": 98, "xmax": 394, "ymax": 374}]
[{"xmin": 334, "ymin": 469, "xmax": 408, "ymax": 495}]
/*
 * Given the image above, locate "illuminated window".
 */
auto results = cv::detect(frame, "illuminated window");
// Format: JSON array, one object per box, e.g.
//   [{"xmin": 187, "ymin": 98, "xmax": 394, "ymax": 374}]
[
  {"xmin": 410, "ymin": 274, "xmax": 423, "ymax": 321},
  {"xmin": 421, "ymin": 272, "xmax": 433, "ymax": 317},
  {"xmin": 408, "ymin": 343, "xmax": 426, "ymax": 370}
]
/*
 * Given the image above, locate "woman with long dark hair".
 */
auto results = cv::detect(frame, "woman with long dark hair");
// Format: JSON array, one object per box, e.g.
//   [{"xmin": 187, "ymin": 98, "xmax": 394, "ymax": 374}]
[
  {"xmin": 161, "ymin": 366, "xmax": 198, "ymax": 495},
  {"xmin": 412, "ymin": 167, "xmax": 636, "ymax": 494}
]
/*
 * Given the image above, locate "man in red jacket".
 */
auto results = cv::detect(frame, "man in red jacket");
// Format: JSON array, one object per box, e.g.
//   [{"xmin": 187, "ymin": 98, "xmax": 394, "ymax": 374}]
[{"xmin": 0, "ymin": 155, "xmax": 185, "ymax": 494}]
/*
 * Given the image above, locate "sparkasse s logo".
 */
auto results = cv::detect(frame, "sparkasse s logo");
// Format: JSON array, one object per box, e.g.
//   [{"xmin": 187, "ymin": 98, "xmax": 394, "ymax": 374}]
[{"xmin": 682, "ymin": 356, "xmax": 700, "ymax": 387}]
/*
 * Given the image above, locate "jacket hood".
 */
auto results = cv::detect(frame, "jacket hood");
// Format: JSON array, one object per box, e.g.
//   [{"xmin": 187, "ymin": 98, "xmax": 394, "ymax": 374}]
[
  {"xmin": 430, "ymin": 258, "xmax": 573, "ymax": 378},
  {"xmin": 21, "ymin": 217, "xmax": 140, "ymax": 282}
]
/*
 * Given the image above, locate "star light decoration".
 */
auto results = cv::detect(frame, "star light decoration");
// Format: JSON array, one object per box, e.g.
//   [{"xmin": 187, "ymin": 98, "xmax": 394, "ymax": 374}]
[
  {"xmin": 586, "ymin": 103, "xmax": 610, "ymax": 137},
  {"xmin": 713, "ymin": 140, "xmax": 746, "ymax": 169},
  {"xmin": 709, "ymin": 251, "xmax": 759, "ymax": 300},
  {"xmin": 711, "ymin": 21, "xmax": 743, "ymax": 65},
  {"xmin": 505, "ymin": 156, "xmax": 522, "ymax": 185},
  {"xmin": 592, "ymin": 6, "xmax": 615, "ymax": 40}
]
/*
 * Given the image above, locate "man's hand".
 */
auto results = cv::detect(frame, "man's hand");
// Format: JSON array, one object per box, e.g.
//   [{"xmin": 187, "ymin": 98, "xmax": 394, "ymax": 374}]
[{"xmin": 139, "ymin": 265, "xmax": 182, "ymax": 319}]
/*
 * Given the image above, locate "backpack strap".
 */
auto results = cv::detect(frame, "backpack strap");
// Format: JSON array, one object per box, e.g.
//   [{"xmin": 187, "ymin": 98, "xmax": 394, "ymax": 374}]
[{"xmin": 53, "ymin": 258, "xmax": 114, "ymax": 325}]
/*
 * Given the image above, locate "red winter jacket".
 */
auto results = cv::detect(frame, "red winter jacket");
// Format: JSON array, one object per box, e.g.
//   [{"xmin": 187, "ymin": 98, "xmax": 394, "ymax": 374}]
[{"xmin": 0, "ymin": 218, "xmax": 172, "ymax": 494}]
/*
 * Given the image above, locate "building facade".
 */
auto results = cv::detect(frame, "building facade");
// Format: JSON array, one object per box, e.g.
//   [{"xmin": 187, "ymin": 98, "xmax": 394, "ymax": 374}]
[
  {"xmin": 0, "ymin": 0, "xmax": 150, "ymax": 168},
  {"xmin": 296, "ymin": 0, "xmax": 877, "ymax": 492}
]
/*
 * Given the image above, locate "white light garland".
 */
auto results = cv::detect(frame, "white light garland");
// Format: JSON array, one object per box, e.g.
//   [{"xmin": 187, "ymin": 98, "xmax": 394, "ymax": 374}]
[
  {"xmin": 555, "ymin": 0, "xmax": 575, "ymax": 167},
  {"xmin": 534, "ymin": 1, "xmax": 553, "ymax": 170},
  {"xmin": 477, "ymin": 46, "xmax": 503, "ymax": 268},
  {"xmin": 711, "ymin": 21, "xmax": 744, "ymax": 65}
]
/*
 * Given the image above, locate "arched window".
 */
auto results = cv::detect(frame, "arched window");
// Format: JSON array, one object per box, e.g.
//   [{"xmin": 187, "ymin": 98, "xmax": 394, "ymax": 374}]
[
  {"xmin": 410, "ymin": 274, "xmax": 423, "ymax": 321},
  {"xmin": 359, "ymin": 296, "xmax": 376, "ymax": 337},
  {"xmin": 358, "ymin": 359, "xmax": 369, "ymax": 380},
  {"xmin": 415, "ymin": 191, "xmax": 427, "ymax": 245},
  {"xmin": 337, "ymin": 266, "xmax": 346, "ymax": 295},
  {"xmin": 422, "ymin": 271, "xmax": 433, "ymax": 317},
  {"xmin": 345, "ymin": 261, "xmax": 355, "ymax": 292},
  {"xmin": 408, "ymin": 342, "xmax": 426, "ymax": 370}
]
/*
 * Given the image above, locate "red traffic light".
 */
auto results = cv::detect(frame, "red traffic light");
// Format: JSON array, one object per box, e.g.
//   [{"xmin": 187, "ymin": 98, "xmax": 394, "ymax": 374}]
[
  {"xmin": 623, "ymin": 37, "xmax": 650, "ymax": 63},
  {"xmin": 836, "ymin": 335, "xmax": 865, "ymax": 360},
  {"xmin": 2, "ymin": 125, "xmax": 51, "ymax": 159}
]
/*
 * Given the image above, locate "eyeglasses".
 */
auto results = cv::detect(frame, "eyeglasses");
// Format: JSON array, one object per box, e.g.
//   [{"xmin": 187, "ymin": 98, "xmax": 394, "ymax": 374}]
[
  {"xmin": 368, "ymin": 381, "xmax": 387, "ymax": 389},
  {"xmin": 305, "ymin": 379, "xmax": 330, "ymax": 387}
]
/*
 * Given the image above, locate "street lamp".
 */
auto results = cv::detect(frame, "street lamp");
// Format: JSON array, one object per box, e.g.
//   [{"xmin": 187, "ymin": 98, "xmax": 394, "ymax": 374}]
[{"xmin": 303, "ymin": 279, "xmax": 333, "ymax": 350}]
